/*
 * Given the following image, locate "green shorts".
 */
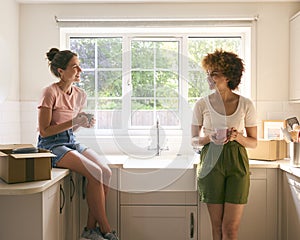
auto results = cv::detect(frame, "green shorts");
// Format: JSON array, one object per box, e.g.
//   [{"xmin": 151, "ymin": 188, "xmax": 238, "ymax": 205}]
[{"xmin": 197, "ymin": 141, "xmax": 250, "ymax": 204}]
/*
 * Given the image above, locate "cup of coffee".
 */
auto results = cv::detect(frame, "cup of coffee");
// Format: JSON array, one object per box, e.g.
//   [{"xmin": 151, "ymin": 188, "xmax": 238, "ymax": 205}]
[
  {"xmin": 215, "ymin": 127, "xmax": 229, "ymax": 141},
  {"xmin": 85, "ymin": 113, "xmax": 94, "ymax": 124}
]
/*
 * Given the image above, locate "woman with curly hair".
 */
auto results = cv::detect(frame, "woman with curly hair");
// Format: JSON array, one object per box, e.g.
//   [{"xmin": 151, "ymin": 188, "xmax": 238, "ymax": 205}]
[{"xmin": 191, "ymin": 49, "xmax": 257, "ymax": 240}]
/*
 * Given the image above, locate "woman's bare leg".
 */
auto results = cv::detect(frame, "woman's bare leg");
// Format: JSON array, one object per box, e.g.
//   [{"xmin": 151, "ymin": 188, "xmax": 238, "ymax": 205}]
[
  {"xmin": 82, "ymin": 148, "xmax": 112, "ymax": 196},
  {"xmin": 81, "ymin": 148, "xmax": 113, "ymax": 230},
  {"xmin": 207, "ymin": 203, "xmax": 245, "ymax": 240},
  {"xmin": 56, "ymin": 150, "xmax": 111, "ymax": 234},
  {"xmin": 222, "ymin": 203, "xmax": 245, "ymax": 240},
  {"xmin": 207, "ymin": 203, "xmax": 224, "ymax": 240}
]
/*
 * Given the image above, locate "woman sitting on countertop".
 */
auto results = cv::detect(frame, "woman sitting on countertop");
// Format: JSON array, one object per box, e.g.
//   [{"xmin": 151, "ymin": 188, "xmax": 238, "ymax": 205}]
[{"xmin": 37, "ymin": 48, "xmax": 118, "ymax": 240}]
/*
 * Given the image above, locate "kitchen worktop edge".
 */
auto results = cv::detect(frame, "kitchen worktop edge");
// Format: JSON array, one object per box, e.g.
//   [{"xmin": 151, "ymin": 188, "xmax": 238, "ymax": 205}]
[{"xmin": 1, "ymin": 157, "xmax": 299, "ymax": 195}]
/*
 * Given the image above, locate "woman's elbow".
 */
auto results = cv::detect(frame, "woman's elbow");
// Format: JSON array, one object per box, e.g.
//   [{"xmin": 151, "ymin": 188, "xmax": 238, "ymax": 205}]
[{"xmin": 39, "ymin": 128, "xmax": 49, "ymax": 138}]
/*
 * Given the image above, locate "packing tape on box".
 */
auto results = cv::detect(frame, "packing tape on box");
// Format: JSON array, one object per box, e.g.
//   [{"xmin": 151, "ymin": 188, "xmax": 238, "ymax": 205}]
[{"xmin": 26, "ymin": 158, "xmax": 34, "ymax": 181}]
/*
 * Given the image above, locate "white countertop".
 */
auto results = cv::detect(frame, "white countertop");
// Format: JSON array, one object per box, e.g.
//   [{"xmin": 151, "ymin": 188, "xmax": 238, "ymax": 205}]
[
  {"xmin": 249, "ymin": 158, "xmax": 300, "ymax": 178},
  {"xmin": 249, "ymin": 159, "xmax": 289, "ymax": 168},
  {"xmin": 1, "ymin": 156, "xmax": 299, "ymax": 196},
  {"xmin": 0, "ymin": 168, "xmax": 69, "ymax": 195}
]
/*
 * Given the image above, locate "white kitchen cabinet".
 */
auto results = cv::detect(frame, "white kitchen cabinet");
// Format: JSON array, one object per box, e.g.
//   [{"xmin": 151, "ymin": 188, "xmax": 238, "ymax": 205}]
[
  {"xmin": 60, "ymin": 174, "xmax": 73, "ymax": 240},
  {"xmin": 198, "ymin": 168, "xmax": 278, "ymax": 240},
  {"xmin": 280, "ymin": 172, "xmax": 300, "ymax": 240},
  {"xmin": 121, "ymin": 205, "xmax": 197, "ymax": 240},
  {"xmin": 120, "ymin": 191, "xmax": 198, "ymax": 240},
  {"xmin": 0, "ymin": 172, "xmax": 71, "ymax": 240},
  {"xmin": 69, "ymin": 172, "xmax": 81, "ymax": 239},
  {"xmin": 289, "ymin": 11, "xmax": 300, "ymax": 102},
  {"xmin": 78, "ymin": 174, "xmax": 88, "ymax": 234}
]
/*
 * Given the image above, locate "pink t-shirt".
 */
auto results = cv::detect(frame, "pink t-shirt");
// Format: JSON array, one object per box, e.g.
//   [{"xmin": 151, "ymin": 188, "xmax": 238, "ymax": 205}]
[{"xmin": 38, "ymin": 83, "xmax": 87, "ymax": 126}]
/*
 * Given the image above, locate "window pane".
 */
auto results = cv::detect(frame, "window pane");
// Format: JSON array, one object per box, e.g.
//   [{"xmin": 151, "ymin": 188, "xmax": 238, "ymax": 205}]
[
  {"xmin": 97, "ymin": 71, "xmax": 122, "ymax": 98},
  {"xmin": 131, "ymin": 110, "xmax": 154, "ymax": 127},
  {"xmin": 131, "ymin": 41, "xmax": 154, "ymax": 69},
  {"xmin": 131, "ymin": 71, "xmax": 154, "ymax": 98},
  {"xmin": 97, "ymin": 38, "xmax": 122, "ymax": 68},
  {"xmin": 156, "ymin": 98, "xmax": 178, "ymax": 110},
  {"xmin": 157, "ymin": 110, "xmax": 180, "ymax": 126},
  {"xmin": 131, "ymin": 40, "xmax": 179, "ymax": 127},
  {"xmin": 156, "ymin": 42, "xmax": 178, "ymax": 69},
  {"xmin": 131, "ymin": 99, "xmax": 154, "ymax": 126},
  {"xmin": 79, "ymin": 71, "xmax": 95, "ymax": 97},
  {"xmin": 96, "ymin": 109, "xmax": 122, "ymax": 129},
  {"xmin": 70, "ymin": 38, "xmax": 95, "ymax": 69},
  {"xmin": 86, "ymin": 99, "xmax": 96, "ymax": 110},
  {"xmin": 188, "ymin": 37, "xmax": 242, "ymax": 105},
  {"xmin": 156, "ymin": 71, "xmax": 178, "ymax": 98}
]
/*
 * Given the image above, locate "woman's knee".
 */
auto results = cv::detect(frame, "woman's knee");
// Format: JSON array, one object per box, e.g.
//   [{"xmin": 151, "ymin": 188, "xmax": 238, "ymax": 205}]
[
  {"xmin": 212, "ymin": 222, "xmax": 222, "ymax": 235},
  {"xmin": 83, "ymin": 165, "xmax": 103, "ymax": 183},
  {"xmin": 222, "ymin": 223, "xmax": 239, "ymax": 239},
  {"xmin": 103, "ymin": 166, "xmax": 112, "ymax": 179}
]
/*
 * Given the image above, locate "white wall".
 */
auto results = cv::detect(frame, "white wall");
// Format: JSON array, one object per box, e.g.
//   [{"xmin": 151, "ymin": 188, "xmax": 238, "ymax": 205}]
[
  {"xmin": 17, "ymin": 2, "xmax": 300, "ymax": 146},
  {"xmin": 0, "ymin": 0, "xmax": 20, "ymax": 144}
]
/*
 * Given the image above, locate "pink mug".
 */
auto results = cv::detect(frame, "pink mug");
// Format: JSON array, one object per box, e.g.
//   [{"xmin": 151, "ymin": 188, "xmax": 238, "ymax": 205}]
[{"xmin": 215, "ymin": 127, "xmax": 230, "ymax": 141}]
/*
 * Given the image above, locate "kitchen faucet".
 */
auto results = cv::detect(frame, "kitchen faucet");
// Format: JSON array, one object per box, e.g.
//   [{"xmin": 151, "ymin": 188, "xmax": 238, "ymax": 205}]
[{"xmin": 148, "ymin": 117, "xmax": 169, "ymax": 156}]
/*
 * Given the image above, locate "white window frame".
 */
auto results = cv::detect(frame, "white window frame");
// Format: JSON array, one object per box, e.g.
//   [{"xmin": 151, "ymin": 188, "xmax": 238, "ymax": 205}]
[{"xmin": 60, "ymin": 25, "xmax": 253, "ymax": 137}]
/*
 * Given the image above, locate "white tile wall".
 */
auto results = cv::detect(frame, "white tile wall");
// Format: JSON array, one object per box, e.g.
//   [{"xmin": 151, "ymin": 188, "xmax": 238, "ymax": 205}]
[
  {"xmin": 0, "ymin": 101, "xmax": 20, "ymax": 144},
  {"xmin": 20, "ymin": 101, "xmax": 39, "ymax": 145},
  {"xmin": 256, "ymin": 100, "xmax": 300, "ymax": 138}
]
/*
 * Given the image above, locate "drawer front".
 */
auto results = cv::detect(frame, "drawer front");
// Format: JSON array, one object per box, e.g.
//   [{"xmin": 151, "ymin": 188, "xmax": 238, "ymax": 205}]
[
  {"xmin": 249, "ymin": 168, "xmax": 267, "ymax": 179},
  {"xmin": 120, "ymin": 191, "xmax": 197, "ymax": 205}
]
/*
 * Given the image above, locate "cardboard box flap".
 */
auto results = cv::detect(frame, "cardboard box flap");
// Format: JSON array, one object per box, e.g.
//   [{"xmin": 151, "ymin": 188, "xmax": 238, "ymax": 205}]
[
  {"xmin": 0, "ymin": 151, "xmax": 8, "ymax": 157},
  {"xmin": 10, "ymin": 152, "xmax": 56, "ymax": 159},
  {"xmin": 0, "ymin": 144, "xmax": 34, "ymax": 150}
]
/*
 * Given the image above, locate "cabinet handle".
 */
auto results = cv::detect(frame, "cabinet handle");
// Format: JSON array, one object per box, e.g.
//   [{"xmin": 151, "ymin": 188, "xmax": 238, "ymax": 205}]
[
  {"xmin": 190, "ymin": 212, "xmax": 194, "ymax": 238},
  {"xmin": 60, "ymin": 184, "xmax": 65, "ymax": 214},
  {"xmin": 70, "ymin": 175, "xmax": 75, "ymax": 202},
  {"xmin": 82, "ymin": 176, "xmax": 86, "ymax": 200}
]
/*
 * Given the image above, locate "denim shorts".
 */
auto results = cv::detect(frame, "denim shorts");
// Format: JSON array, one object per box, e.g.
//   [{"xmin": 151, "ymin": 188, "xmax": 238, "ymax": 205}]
[
  {"xmin": 37, "ymin": 129, "xmax": 87, "ymax": 167},
  {"xmin": 197, "ymin": 141, "xmax": 250, "ymax": 204}
]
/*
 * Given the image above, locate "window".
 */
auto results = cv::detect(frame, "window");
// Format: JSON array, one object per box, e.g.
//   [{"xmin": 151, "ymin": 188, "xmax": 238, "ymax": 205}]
[{"xmin": 61, "ymin": 26, "xmax": 251, "ymax": 133}]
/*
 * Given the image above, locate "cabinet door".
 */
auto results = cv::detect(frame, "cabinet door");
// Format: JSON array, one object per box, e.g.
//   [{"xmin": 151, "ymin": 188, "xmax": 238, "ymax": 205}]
[
  {"xmin": 283, "ymin": 173, "xmax": 300, "ymax": 240},
  {"xmin": 239, "ymin": 178, "xmax": 267, "ymax": 240},
  {"xmin": 290, "ymin": 12, "xmax": 300, "ymax": 101},
  {"xmin": 79, "ymin": 175, "xmax": 88, "ymax": 233},
  {"xmin": 106, "ymin": 168, "xmax": 119, "ymax": 232},
  {"xmin": 0, "ymin": 193, "xmax": 43, "ymax": 240},
  {"xmin": 43, "ymin": 180, "xmax": 61, "ymax": 240},
  {"xmin": 120, "ymin": 206, "xmax": 197, "ymax": 240},
  {"xmin": 70, "ymin": 172, "xmax": 81, "ymax": 239},
  {"xmin": 59, "ymin": 175, "xmax": 72, "ymax": 240}
]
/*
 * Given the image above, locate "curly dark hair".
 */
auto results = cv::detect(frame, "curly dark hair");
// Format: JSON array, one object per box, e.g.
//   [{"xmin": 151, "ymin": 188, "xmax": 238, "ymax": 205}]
[
  {"xmin": 201, "ymin": 49, "xmax": 244, "ymax": 90},
  {"xmin": 46, "ymin": 48, "xmax": 77, "ymax": 78}
]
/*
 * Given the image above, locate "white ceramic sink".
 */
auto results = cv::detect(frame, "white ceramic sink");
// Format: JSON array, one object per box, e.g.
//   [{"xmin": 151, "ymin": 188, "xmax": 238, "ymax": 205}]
[
  {"xmin": 119, "ymin": 153, "xmax": 199, "ymax": 192},
  {"xmin": 123, "ymin": 153, "xmax": 197, "ymax": 169}
]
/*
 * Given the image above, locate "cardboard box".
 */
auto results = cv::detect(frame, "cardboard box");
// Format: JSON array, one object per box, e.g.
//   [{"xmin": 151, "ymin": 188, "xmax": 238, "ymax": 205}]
[
  {"xmin": 0, "ymin": 144, "xmax": 55, "ymax": 183},
  {"xmin": 247, "ymin": 139, "xmax": 287, "ymax": 161}
]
